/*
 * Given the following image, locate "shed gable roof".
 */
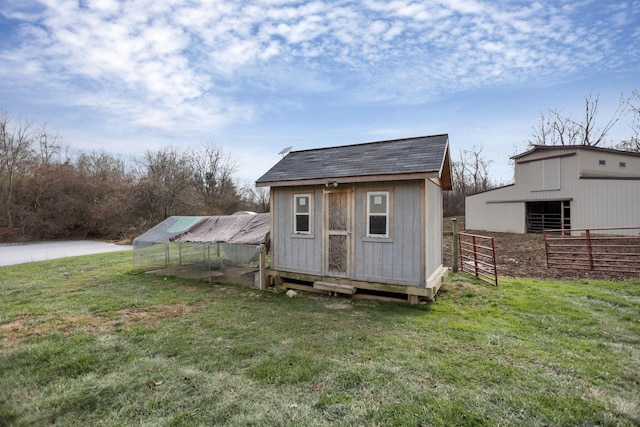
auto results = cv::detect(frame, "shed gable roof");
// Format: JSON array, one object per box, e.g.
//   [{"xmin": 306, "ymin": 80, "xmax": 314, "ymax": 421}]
[{"xmin": 256, "ymin": 134, "xmax": 451, "ymax": 188}]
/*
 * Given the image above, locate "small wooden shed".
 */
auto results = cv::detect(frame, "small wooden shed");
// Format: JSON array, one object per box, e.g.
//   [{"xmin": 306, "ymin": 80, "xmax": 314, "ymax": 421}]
[{"xmin": 256, "ymin": 134, "xmax": 452, "ymax": 303}]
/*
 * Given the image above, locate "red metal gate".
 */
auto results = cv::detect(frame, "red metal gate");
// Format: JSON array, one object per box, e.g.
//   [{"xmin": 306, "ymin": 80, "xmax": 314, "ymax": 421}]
[
  {"xmin": 458, "ymin": 232, "xmax": 498, "ymax": 286},
  {"xmin": 544, "ymin": 227, "xmax": 640, "ymax": 274}
]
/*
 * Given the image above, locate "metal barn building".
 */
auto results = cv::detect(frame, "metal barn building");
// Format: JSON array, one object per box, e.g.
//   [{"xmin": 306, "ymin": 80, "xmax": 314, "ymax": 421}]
[
  {"xmin": 465, "ymin": 145, "xmax": 640, "ymax": 235},
  {"xmin": 256, "ymin": 135, "xmax": 452, "ymax": 303}
]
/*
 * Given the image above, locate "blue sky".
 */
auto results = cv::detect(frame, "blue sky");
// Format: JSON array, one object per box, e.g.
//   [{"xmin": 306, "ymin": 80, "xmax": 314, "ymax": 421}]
[{"xmin": 1, "ymin": 0, "xmax": 638, "ymax": 185}]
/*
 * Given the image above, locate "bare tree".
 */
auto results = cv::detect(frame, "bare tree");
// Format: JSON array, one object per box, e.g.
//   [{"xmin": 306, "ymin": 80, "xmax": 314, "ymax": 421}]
[
  {"xmin": 137, "ymin": 146, "xmax": 199, "ymax": 222},
  {"xmin": 190, "ymin": 142, "xmax": 239, "ymax": 214},
  {"xmin": 0, "ymin": 111, "xmax": 258, "ymax": 240},
  {"xmin": 21, "ymin": 162, "xmax": 91, "ymax": 239},
  {"xmin": 36, "ymin": 124, "xmax": 68, "ymax": 166},
  {"xmin": 251, "ymin": 185, "xmax": 270, "ymax": 213},
  {"xmin": 631, "ymin": 88, "xmax": 640, "ymax": 138},
  {"xmin": 444, "ymin": 145, "xmax": 495, "ymax": 216},
  {"xmin": 528, "ymin": 112, "xmax": 555, "ymax": 146},
  {"xmin": 528, "ymin": 94, "xmax": 625, "ymax": 147},
  {"xmin": 0, "ymin": 113, "xmax": 35, "ymax": 229},
  {"xmin": 75, "ymin": 151, "xmax": 135, "ymax": 238},
  {"xmin": 465, "ymin": 145, "xmax": 492, "ymax": 194},
  {"xmin": 615, "ymin": 89, "xmax": 640, "ymax": 152},
  {"xmin": 76, "ymin": 151, "xmax": 128, "ymax": 181},
  {"xmin": 238, "ymin": 183, "xmax": 270, "ymax": 213}
]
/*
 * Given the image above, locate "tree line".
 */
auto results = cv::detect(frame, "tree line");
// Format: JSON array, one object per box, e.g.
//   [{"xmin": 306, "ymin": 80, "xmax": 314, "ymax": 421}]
[
  {"xmin": 444, "ymin": 90, "xmax": 640, "ymax": 217},
  {"xmin": 3, "ymin": 90, "xmax": 638, "ymax": 239},
  {"xmin": 0, "ymin": 113, "xmax": 268, "ymax": 242}
]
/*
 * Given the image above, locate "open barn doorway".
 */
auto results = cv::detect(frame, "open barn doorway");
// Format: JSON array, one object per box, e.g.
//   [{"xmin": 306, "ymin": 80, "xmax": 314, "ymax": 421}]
[{"xmin": 526, "ymin": 200, "xmax": 571, "ymax": 233}]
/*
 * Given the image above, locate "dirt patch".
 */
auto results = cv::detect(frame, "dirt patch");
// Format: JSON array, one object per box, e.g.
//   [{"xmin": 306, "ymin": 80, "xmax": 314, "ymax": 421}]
[
  {"xmin": 148, "ymin": 265, "xmax": 259, "ymax": 287},
  {"xmin": 116, "ymin": 303, "xmax": 202, "ymax": 325},
  {"xmin": 443, "ymin": 231, "xmax": 638, "ymax": 281},
  {"xmin": 0, "ymin": 303, "xmax": 202, "ymax": 352},
  {"xmin": 325, "ymin": 302, "xmax": 352, "ymax": 310}
]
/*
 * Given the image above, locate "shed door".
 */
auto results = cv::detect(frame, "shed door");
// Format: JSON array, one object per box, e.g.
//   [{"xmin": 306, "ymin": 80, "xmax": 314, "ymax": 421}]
[{"xmin": 324, "ymin": 187, "xmax": 353, "ymax": 278}]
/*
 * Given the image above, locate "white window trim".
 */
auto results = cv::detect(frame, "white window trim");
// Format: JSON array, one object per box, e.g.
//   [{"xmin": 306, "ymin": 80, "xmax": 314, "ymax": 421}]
[
  {"xmin": 293, "ymin": 194, "xmax": 312, "ymax": 235},
  {"xmin": 366, "ymin": 191, "xmax": 390, "ymax": 238}
]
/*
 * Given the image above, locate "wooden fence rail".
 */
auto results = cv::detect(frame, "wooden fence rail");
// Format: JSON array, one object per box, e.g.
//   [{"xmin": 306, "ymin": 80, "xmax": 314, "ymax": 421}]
[
  {"xmin": 458, "ymin": 232, "xmax": 498, "ymax": 286},
  {"xmin": 544, "ymin": 227, "xmax": 640, "ymax": 274}
]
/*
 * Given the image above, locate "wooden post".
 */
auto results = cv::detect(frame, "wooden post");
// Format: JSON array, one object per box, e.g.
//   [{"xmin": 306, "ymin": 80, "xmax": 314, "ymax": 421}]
[
  {"xmin": 165, "ymin": 243, "xmax": 169, "ymax": 267},
  {"xmin": 452, "ymin": 218, "xmax": 459, "ymax": 273},
  {"xmin": 543, "ymin": 230, "xmax": 550, "ymax": 269},
  {"xmin": 207, "ymin": 244, "xmax": 211, "ymax": 279},
  {"xmin": 259, "ymin": 244, "xmax": 267, "ymax": 290},
  {"xmin": 585, "ymin": 229, "xmax": 594, "ymax": 270}
]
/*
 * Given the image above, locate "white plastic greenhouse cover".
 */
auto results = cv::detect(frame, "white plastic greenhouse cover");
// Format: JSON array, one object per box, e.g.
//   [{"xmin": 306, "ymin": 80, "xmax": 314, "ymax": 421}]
[{"xmin": 133, "ymin": 216, "xmax": 208, "ymax": 248}]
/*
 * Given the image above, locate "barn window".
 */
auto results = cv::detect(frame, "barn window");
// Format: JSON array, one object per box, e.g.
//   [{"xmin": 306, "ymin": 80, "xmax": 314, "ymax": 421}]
[
  {"xmin": 619, "ymin": 161, "xmax": 626, "ymax": 168},
  {"xmin": 598, "ymin": 159, "xmax": 606, "ymax": 166},
  {"xmin": 293, "ymin": 194, "xmax": 311, "ymax": 234},
  {"xmin": 366, "ymin": 191, "xmax": 389, "ymax": 237}
]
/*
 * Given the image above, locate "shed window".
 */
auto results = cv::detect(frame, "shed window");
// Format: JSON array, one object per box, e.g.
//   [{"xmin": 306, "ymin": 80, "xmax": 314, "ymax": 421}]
[
  {"xmin": 293, "ymin": 194, "xmax": 311, "ymax": 234},
  {"xmin": 367, "ymin": 191, "xmax": 389, "ymax": 237}
]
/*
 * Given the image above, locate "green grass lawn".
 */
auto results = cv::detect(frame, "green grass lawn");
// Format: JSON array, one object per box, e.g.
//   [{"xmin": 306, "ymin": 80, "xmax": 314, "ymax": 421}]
[{"xmin": 1, "ymin": 252, "xmax": 639, "ymax": 426}]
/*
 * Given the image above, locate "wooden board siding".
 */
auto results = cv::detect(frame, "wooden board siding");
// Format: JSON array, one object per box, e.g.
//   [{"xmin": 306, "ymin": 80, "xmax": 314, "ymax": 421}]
[
  {"xmin": 354, "ymin": 181, "xmax": 423, "ymax": 286},
  {"xmin": 272, "ymin": 179, "xmax": 446, "ymax": 287},
  {"xmin": 425, "ymin": 178, "xmax": 443, "ymax": 278},
  {"xmin": 271, "ymin": 186, "xmax": 323, "ymax": 275}
]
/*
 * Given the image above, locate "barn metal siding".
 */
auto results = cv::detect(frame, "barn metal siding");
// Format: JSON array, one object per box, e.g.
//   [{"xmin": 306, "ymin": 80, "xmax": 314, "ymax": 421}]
[
  {"xmin": 573, "ymin": 150, "xmax": 640, "ymax": 235},
  {"xmin": 466, "ymin": 147, "xmax": 640, "ymax": 235},
  {"xmin": 467, "ymin": 150, "xmax": 580, "ymax": 233},
  {"xmin": 572, "ymin": 180, "xmax": 640, "ymax": 235},
  {"xmin": 466, "ymin": 190, "xmax": 526, "ymax": 233},
  {"xmin": 577, "ymin": 149, "xmax": 640, "ymax": 179}
]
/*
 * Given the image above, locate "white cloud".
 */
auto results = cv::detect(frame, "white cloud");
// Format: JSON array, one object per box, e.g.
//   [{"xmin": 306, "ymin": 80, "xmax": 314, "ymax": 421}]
[
  {"xmin": 86, "ymin": 0, "xmax": 120, "ymax": 15},
  {"xmin": 0, "ymin": 0, "xmax": 638, "ymax": 138}
]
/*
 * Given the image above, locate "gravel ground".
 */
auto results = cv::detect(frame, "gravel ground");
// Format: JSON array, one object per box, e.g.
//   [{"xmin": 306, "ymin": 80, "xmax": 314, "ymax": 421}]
[{"xmin": 0, "ymin": 241, "xmax": 132, "ymax": 267}]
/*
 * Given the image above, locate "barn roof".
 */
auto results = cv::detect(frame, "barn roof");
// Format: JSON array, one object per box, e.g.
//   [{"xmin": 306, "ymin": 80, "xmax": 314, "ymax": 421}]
[
  {"xmin": 512, "ymin": 144, "xmax": 640, "ymax": 160},
  {"xmin": 256, "ymin": 134, "xmax": 451, "ymax": 189}
]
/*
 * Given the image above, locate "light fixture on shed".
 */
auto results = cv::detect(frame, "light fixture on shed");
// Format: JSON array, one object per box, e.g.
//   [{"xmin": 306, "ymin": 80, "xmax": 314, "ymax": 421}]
[{"xmin": 326, "ymin": 180, "xmax": 339, "ymax": 188}]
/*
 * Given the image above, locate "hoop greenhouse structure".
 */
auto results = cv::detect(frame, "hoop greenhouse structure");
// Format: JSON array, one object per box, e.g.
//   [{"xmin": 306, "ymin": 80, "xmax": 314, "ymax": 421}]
[{"xmin": 133, "ymin": 213, "xmax": 270, "ymax": 289}]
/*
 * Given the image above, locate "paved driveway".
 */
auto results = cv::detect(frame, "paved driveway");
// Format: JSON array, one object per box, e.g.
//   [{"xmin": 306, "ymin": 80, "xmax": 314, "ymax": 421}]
[{"xmin": 0, "ymin": 241, "xmax": 132, "ymax": 267}]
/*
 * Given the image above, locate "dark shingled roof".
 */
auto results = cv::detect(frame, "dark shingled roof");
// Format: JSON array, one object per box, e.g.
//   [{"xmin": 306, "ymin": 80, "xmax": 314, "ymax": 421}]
[{"xmin": 256, "ymin": 134, "xmax": 450, "ymax": 185}]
